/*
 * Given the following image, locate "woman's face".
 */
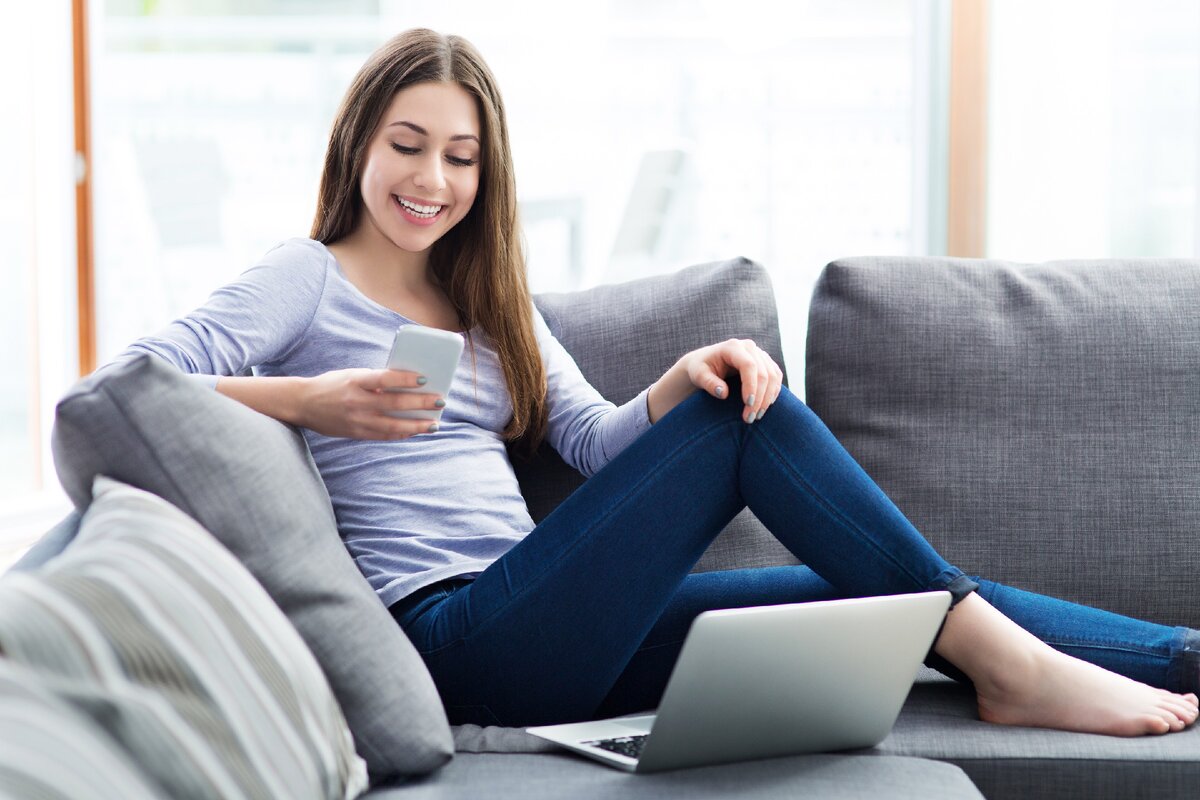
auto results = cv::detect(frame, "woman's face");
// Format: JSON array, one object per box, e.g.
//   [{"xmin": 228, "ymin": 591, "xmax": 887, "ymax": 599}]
[{"xmin": 357, "ymin": 81, "xmax": 482, "ymax": 257}]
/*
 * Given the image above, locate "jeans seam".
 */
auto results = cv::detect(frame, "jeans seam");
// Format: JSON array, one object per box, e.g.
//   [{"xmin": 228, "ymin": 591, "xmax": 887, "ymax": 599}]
[
  {"xmin": 749, "ymin": 422, "xmax": 948, "ymax": 595},
  {"xmin": 1040, "ymin": 639, "xmax": 1170, "ymax": 659}
]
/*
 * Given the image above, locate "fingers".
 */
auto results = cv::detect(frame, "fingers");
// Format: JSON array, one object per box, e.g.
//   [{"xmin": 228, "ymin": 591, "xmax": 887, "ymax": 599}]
[
  {"xmin": 720, "ymin": 339, "xmax": 784, "ymax": 424},
  {"xmin": 361, "ymin": 368, "xmax": 429, "ymax": 392},
  {"xmin": 348, "ymin": 370, "xmax": 446, "ymax": 440},
  {"xmin": 691, "ymin": 362, "xmax": 730, "ymax": 401}
]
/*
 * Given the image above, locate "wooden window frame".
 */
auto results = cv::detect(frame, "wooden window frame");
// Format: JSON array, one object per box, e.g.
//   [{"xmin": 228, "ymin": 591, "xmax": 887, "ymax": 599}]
[
  {"xmin": 947, "ymin": 0, "xmax": 989, "ymax": 258},
  {"xmin": 73, "ymin": 0, "xmax": 95, "ymax": 376}
]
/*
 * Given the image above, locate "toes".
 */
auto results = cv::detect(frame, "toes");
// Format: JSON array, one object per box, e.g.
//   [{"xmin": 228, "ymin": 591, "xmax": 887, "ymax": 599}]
[
  {"xmin": 1164, "ymin": 702, "xmax": 1199, "ymax": 727},
  {"xmin": 1146, "ymin": 715, "xmax": 1173, "ymax": 735}
]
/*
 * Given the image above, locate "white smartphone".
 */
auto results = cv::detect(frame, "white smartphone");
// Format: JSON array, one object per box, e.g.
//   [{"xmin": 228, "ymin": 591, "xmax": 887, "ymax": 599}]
[{"xmin": 384, "ymin": 325, "xmax": 465, "ymax": 421}]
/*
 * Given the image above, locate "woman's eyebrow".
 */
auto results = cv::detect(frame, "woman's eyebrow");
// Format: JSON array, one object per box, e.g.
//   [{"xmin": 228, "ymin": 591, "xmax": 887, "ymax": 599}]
[{"xmin": 387, "ymin": 120, "xmax": 479, "ymax": 143}]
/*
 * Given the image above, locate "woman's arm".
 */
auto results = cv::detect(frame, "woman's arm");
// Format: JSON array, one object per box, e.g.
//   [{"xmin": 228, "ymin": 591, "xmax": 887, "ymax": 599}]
[
  {"xmin": 647, "ymin": 338, "xmax": 784, "ymax": 424},
  {"xmin": 216, "ymin": 369, "xmax": 445, "ymax": 440}
]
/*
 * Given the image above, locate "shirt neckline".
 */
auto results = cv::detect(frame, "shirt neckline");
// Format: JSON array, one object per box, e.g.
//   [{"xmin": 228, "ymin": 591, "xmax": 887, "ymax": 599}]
[{"xmin": 313, "ymin": 239, "xmax": 473, "ymax": 335}]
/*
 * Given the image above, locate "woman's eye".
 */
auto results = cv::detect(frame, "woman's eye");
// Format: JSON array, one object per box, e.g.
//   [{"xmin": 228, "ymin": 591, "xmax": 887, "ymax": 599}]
[
  {"xmin": 390, "ymin": 143, "xmax": 419, "ymax": 155},
  {"xmin": 447, "ymin": 156, "xmax": 479, "ymax": 167}
]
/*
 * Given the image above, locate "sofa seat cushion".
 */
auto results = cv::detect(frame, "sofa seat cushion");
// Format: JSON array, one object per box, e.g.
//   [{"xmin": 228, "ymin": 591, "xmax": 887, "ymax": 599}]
[
  {"xmin": 0, "ymin": 477, "xmax": 368, "ymax": 799},
  {"xmin": 364, "ymin": 752, "xmax": 983, "ymax": 800},
  {"xmin": 50, "ymin": 354, "xmax": 452, "ymax": 780},
  {"xmin": 880, "ymin": 677, "xmax": 1200, "ymax": 800}
]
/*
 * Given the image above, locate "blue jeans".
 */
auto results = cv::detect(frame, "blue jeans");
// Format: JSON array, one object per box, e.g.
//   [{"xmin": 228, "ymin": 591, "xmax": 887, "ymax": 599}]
[{"xmin": 392, "ymin": 387, "xmax": 1200, "ymax": 727}]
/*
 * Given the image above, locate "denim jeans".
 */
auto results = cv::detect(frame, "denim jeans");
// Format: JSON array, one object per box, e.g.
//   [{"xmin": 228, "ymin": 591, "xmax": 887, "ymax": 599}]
[{"xmin": 392, "ymin": 386, "xmax": 1200, "ymax": 727}]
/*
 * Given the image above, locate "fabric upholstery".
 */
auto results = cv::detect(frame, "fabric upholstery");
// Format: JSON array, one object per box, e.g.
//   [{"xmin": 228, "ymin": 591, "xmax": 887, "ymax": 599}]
[
  {"xmin": 7, "ymin": 510, "xmax": 80, "ymax": 572},
  {"xmin": 0, "ymin": 661, "xmax": 167, "ymax": 800},
  {"xmin": 0, "ymin": 477, "xmax": 368, "ymax": 799},
  {"xmin": 50, "ymin": 354, "xmax": 453, "ymax": 780},
  {"xmin": 806, "ymin": 257, "xmax": 1200, "ymax": 627},
  {"xmin": 518, "ymin": 257, "xmax": 799, "ymax": 573},
  {"xmin": 365, "ymin": 752, "xmax": 984, "ymax": 800},
  {"xmin": 880, "ymin": 677, "xmax": 1200, "ymax": 800}
]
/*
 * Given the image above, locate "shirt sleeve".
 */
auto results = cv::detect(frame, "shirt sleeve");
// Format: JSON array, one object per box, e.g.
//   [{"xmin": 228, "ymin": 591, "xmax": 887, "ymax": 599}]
[
  {"xmin": 536, "ymin": 306, "xmax": 652, "ymax": 477},
  {"xmin": 110, "ymin": 239, "xmax": 328, "ymax": 384}
]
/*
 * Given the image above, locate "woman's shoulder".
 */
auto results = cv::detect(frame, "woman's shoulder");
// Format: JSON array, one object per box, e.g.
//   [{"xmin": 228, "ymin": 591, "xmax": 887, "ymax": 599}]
[
  {"xmin": 257, "ymin": 237, "xmax": 334, "ymax": 271},
  {"xmin": 239, "ymin": 238, "xmax": 335, "ymax": 291}
]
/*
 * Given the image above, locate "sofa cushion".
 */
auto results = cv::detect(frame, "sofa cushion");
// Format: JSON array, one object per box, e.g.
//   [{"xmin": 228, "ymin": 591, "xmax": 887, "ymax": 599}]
[
  {"xmin": 364, "ymin": 752, "xmax": 984, "ymax": 799},
  {"xmin": 0, "ymin": 477, "xmax": 368, "ymax": 799},
  {"xmin": 0, "ymin": 661, "xmax": 166, "ymax": 800},
  {"xmin": 51, "ymin": 354, "xmax": 453, "ymax": 780},
  {"xmin": 881, "ymin": 678, "xmax": 1200, "ymax": 800},
  {"xmin": 7, "ymin": 511, "xmax": 80, "ymax": 573},
  {"xmin": 806, "ymin": 257, "xmax": 1200, "ymax": 627},
  {"xmin": 520, "ymin": 257, "xmax": 798, "ymax": 573}
]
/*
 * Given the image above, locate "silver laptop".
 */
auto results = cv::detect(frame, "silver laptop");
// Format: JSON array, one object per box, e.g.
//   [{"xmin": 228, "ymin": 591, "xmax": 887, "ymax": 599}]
[{"xmin": 526, "ymin": 591, "xmax": 950, "ymax": 773}]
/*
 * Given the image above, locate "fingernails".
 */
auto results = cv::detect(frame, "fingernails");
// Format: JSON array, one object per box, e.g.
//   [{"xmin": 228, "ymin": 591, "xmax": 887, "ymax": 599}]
[
  {"xmin": 746, "ymin": 394, "xmax": 756, "ymax": 406},
  {"xmin": 427, "ymin": 423, "xmax": 439, "ymax": 433},
  {"xmin": 434, "ymin": 399, "xmax": 446, "ymax": 408},
  {"xmin": 715, "ymin": 385, "xmax": 726, "ymax": 398},
  {"xmin": 417, "ymin": 376, "xmax": 428, "ymax": 386},
  {"xmin": 746, "ymin": 411, "xmax": 757, "ymax": 424}
]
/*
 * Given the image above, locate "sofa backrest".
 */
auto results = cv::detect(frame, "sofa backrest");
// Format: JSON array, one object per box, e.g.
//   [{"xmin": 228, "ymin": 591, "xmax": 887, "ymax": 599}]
[
  {"xmin": 517, "ymin": 257, "xmax": 801, "ymax": 573},
  {"xmin": 806, "ymin": 256, "xmax": 1200, "ymax": 628}
]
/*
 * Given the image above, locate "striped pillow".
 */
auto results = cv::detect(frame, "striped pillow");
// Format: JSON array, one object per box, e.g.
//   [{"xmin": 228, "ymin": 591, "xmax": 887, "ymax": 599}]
[
  {"xmin": 0, "ymin": 661, "xmax": 166, "ymax": 799},
  {"xmin": 0, "ymin": 476, "xmax": 368, "ymax": 800}
]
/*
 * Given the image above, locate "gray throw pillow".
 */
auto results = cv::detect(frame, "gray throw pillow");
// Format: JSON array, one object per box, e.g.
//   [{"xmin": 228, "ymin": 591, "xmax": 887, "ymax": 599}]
[
  {"xmin": 0, "ymin": 477, "xmax": 368, "ymax": 799},
  {"xmin": 806, "ymin": 256, "xmax": 1200, "ymax": 628},
  {"xmin": 520, "ymin": 257, "xmax": 799, "ymax": 573},
  {"xmin": 51, "ymin": 354, "xmax": 453, "ymax": 781}
]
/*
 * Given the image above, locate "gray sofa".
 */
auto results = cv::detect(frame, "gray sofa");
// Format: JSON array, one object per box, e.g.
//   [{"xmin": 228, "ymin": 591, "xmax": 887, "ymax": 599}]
[{"xmin": 4, "ymin": 254, "xmax": 1198, "ymax": 799}]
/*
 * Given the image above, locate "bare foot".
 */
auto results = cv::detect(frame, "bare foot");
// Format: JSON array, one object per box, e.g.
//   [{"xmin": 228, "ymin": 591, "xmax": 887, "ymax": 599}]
[
  {"xmin": 936, "ymin": 593, "xmax": 1199, "ymax": 736},
  {"xmin": 974, "ymin": 643, "xmax": 1199, "ymax": 735}
]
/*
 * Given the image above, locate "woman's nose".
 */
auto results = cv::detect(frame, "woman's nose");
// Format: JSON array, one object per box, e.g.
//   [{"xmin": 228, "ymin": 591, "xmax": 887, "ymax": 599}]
[{"xmin": 413, "ymin": 155, "xmax": 446, "ymax": 191}]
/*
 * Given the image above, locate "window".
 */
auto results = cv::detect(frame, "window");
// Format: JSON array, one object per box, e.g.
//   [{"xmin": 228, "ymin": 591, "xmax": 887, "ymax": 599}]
[
  {"xmin": 0, "ymin": 2, "xmax": 77, "ymax": 563},
  {"xmin": 988, "ymin": 0, "xmax": 1200, "ymax": 260},
  {"xmin": 6, "ymin": 0, "xmax": 953, "ymax": 557},
  {"xmin": 89, "ymin": 0, "xmax": 947, "ymax": 380}
]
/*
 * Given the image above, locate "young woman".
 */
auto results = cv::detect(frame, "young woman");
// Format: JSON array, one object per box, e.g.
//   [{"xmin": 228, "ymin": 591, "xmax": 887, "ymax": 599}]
[{"xmin": 126, "ymin": 29, "xmax": 1199, "ymax": 735}]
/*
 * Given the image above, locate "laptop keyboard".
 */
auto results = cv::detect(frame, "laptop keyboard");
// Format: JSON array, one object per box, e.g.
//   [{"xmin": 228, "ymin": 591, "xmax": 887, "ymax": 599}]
[{"xmin": 583, "ymin": 734, "xmax": 649, "ymax": 760}]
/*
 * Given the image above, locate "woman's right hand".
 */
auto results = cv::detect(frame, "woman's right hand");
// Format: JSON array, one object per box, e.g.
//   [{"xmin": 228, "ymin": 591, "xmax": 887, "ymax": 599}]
[
  {"xmin": 216, "ymin": 369, "xmax": 444, "ymax": 440},
  {"xmin": 295, "ymin": 368, "xmax": 445, "ymax": 440}
]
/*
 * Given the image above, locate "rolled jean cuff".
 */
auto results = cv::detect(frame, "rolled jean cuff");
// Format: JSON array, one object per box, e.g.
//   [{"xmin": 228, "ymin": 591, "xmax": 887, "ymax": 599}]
[
  {"xmin": 1167, "ymin": 627, "xmax": 1200, "ymax": 695},
  {"xmin": 932, "ymin": 570, "xmax": 980, "ymax": 608}
]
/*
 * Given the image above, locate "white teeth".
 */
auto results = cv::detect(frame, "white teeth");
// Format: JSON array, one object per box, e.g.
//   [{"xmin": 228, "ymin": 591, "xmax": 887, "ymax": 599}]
[{"xmin": 397, "ymin": 197, "xmax": 443, "ymax": 217}]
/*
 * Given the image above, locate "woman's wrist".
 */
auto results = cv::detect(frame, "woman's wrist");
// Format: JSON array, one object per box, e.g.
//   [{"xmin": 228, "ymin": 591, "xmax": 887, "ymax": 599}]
[
  {"xmin": 647, "ymin": 358, "xmax": 696, "ymax": 424},
  {"xmin": 216, "ymin": 375, "xmax": 309, "ymax": 427}
]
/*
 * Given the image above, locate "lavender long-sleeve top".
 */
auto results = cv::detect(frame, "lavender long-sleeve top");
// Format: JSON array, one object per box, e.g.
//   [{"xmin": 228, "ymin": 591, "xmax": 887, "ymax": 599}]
[{"xmin": 124, "ymin": 238, "xmax": 652, "ymax": 607}]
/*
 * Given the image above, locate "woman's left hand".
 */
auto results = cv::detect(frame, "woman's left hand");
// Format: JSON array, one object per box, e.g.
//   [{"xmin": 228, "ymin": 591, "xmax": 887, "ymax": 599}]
[{"xmin": 647, "ymin": 338, "xmax": 784, "ymax": 424}]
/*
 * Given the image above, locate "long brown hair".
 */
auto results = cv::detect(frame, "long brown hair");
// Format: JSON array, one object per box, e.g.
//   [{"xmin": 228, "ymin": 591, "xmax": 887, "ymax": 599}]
[{"xmin": 312, "ymin": 29, "xmax": 547, "ymax": 451}]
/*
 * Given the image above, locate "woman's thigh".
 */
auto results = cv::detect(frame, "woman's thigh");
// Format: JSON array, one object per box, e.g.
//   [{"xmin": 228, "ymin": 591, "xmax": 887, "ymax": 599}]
[{"xmin": 400, "ymin": 391, "xmax": 752, "ymax": 726}]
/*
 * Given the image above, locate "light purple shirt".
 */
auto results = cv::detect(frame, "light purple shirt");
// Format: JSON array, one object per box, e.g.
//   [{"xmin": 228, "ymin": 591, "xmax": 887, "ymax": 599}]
[{"xmin": 124, "ymin": 238, "xmax": 652, "ymax": 606}]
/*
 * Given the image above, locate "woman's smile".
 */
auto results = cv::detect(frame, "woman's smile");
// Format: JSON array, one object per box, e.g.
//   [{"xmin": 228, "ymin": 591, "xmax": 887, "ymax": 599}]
[{"xmin": 394, "ymin": 194, "xmax": 447, "ymax": 226}]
